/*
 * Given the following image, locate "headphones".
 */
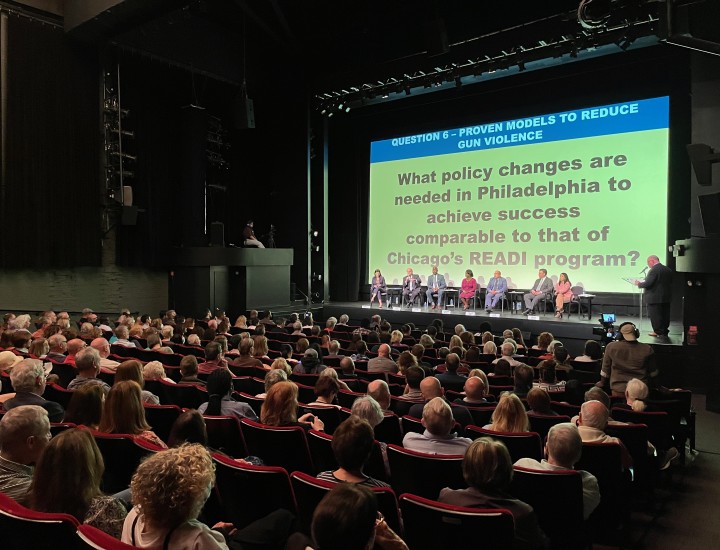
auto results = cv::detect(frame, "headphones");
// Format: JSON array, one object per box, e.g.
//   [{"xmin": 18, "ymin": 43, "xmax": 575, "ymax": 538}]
[{"xmin": 617, "ymin": 322, "xmax": 640, "ymax": 340}]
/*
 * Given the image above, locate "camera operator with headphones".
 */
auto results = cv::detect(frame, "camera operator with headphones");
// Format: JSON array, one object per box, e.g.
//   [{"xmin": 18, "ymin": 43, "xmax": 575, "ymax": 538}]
[{"xmin": 596, "ymin": 322, "xmax": 658, "ymax": 398}]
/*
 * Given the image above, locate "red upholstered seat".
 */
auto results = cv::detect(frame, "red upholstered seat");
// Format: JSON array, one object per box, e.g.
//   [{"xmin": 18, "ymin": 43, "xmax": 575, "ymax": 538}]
[{"xmin": 0, "ymin": 492, "xmax": 80, "ymax": 550}]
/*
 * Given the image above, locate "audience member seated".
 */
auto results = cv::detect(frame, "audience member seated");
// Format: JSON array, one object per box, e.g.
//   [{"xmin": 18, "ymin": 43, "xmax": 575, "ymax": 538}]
[
  {"xmin": 63, "ymin": 383, "xmax": 105, "ymax": 429},
  {"xmin": 435, "ymin": 353, "xmax": 467, "ymax": 393},
  {"xmin": 255, "ymin": 368, "xmax": 288, "ymax": 399},
  {"xmin": 317, "ymin": 367, "xmax": 351, "ymax": 392},
  {"xmin": 63, "ymin": 338, "xmax": 86, "ymax": 365},
  {"xmin": 293, "ymin": 348, "xmax": 326, "ymax": 375},
  {"xmin": 576, "ymin": 400, "xmax": 632, "ymax": 469},
  {"xmin": 532, "ymin": 332, "xmax": 554, "ymax": 352},
  {"xmin": 403, "ymin": 397, "xmax": 471, "ymax": 455},
  {"xmin": 492, "ymin": 342, "xmax": 526, "ymax": 369},
  {"xmin": 515, "ymin": 423, "xmax": 600, "ymax": 519},
  {"xmin": 467, "ymin": 369, "xmax": 494, "ymax": 402},
  {"xmin": 350, "ymin": 341, "xmax": 369, "ymax": 362},
  {"xmin": 3, "ymin": 359, "xmax": 64, "ymax": 422},
  {"xmin": 308, "ymin": 376, "xmax": 341, "ymax": 408},
  {"xmin": 122, "ymin": 445, "xmax": 234, "ymax": 547},
  {"xmin": 526, "ymin": 388, "xmax": 558, "ymax": 416},
  {"xmin": 90, "ymin": 337, "xmax": 120, "ymax": 370},
  {"xmin": 143, "ymin": 361, "xmax": 177, "ymax": 385},
  {"xmin": 179, "ymin": 355, "xmax": 205, "ymax": 385},
  {"xmin": 68, "ymin": 348, "xmax": 111, "ymax": 393},
  {"xmin": 113, "ymin": 326, "xmax": 136, "ymax": 348},
  {"xmin": 484, "ymin": 392, "xmax": 530, "ymax": 433},
  {"xmin": 339, "ymin": 357, "xmax": 358, "ymax": 381},
  {"xmin": 317, "ymin": 416, "xmax": 390, "ymax": 487},
  {"xmin": 198, "ymin": 369, "xmax": 258, "ymax": 422},
  {"xmin": 618, "ymin": 377, "xmax": 649, "ymax": 412},
  {"xmin": 534, "ymin": 360, "xmax": 566, "ymax": 393},
  {"xmin": 197, "ymin": 341, "xmax": 230, "ymax": 375},
  {"xmin": 0, "ymin": 405, "xmax": 50, "ymax": 504},
  {"xmin": 286, "ymin": 483, "xmax": 408, "ymax": 550},
  {"xmin": 115, "ymin": 360, "xmax": 160, "ymax": 404},
  {"xmin": 167, "ymin": 410, "xmax": 208, "ymax": 448},
  {"xmin": 45, "ymin": 334, "xmax": 68, "ymax": 363},
  {"xmin": 513, "ymin": 364, "xmax": 535, "ymax": 398},
  {"xmin": 98, "ymin": 380, "xmax": 168, "ymax": 449},
  {"xmin": 482, "ymin": 341, "xmax": 497, "ymax": 356},
  {"xmin": 260, "ymin": 381, "xmax": 324, "ymax": 432},
  {"xmin": 574, "ymin": 340, "xmax": 603, "ymax": 363},
  {"xmin": 29, "ymin": 428, "xmax": 128, "ymax": 538},
  {"xmin": 491, "ymin": 358, "xmax": 512, "ymax": 378},
  {"xmin": 553, "ymin": 346, "xmax": 573, "ymax": 370},
  {"xmin": 408, "ymin": 377, "xmax": 473, "ymax": 427},
  {"xmin": 367, "ymin": 344, "xmax": 398, "ymax": 374},
  {"xmin": 367, "ymin": 379, "xmax": 391, "ymax": 411},
  {"xmin": 455, "ymin": 375, "xmax": 489, "ymax": 406},
  {"xmin": 396, "ymin": 350, "xmax": 417, "ymax": 376},
  {"xmin": 439, "ymin": 438, "xmax": 548, "ymax": 549},
  {"xmin": 512, "ymin": 328, "xmax": 527, "ymax": 353},
  {"xmin": 399, "ymin": 366, "xmax": 424, "ymax": 401}
]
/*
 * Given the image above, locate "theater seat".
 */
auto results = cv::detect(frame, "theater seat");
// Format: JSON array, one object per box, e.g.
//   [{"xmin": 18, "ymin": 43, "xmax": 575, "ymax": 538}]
[{"xmin": 0, "ymin": 492, "xmax": 80, "ymax": 550}]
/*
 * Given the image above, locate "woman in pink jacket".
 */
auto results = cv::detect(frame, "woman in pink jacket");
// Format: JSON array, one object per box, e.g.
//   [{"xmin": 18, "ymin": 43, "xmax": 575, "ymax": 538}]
[{"xmin": 554, "ymin": 272, "xmax": 573, "ymax": 318}]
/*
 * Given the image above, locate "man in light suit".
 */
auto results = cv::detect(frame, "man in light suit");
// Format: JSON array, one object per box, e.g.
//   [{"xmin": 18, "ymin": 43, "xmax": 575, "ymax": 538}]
[
  {"xmin": 523, "ymin": 268, "xmax": 553, "ymax": 314},
  {"xmin": 635, "ymin": 255, "xmax": 673, "ymax": 338},
  {"xmin": 484, "ymin": 270, "xmax": 507, "ymax": 313},
  {"xmin": 425, "ymin": 265, "xmax": 447, "ymax": 310},
  {"xmin": 402, "ymin": 267, "xmax": 422, "ymax": 307}
]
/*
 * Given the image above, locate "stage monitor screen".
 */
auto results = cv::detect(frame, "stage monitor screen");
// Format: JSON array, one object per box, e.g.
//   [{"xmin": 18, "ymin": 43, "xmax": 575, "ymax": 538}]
[{"xmin": 368, "ymin": 96, "xmax": 670, "ymax": 292}]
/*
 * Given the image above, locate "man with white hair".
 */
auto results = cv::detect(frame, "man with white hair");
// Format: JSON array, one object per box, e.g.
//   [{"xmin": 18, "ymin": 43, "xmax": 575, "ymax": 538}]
[
  {"xmin": 67, "ymin": 348, "xmax": 111, "ymax": 393},
  {"xmin": 454, "ymin": 323, "xmax": 466, "ymax": 336},
  {"xmin": 45, "ymin": 334, "xmax": 68, "ymax": 363},
  {"xmin": 90, "ymin": 337, "xmax": 120, "ymax": 370},
  {"xmin": 3, "ymin": 360, "xmax": 64, "ymax": 422},
  {"xmin": 515, "ymin": 423, "xmax": 600, "ymax": 519},
  {"xmin": 402, "ymin": 397, "xmax": 471, "ymax": 455},
  {"xmin": 0, "ymin": 405, "xmax": 51, "ymax": 503},
  {"xmin": 577, "ymin": 400, "xmax": 632, "ymax": 469},
  {"xmin": 113, "ymin": 325, "xmax": 136, "ymax": 347},
  {"xmin": 492, "ymin": 342, "xmax": 526, "ymax": 368}
]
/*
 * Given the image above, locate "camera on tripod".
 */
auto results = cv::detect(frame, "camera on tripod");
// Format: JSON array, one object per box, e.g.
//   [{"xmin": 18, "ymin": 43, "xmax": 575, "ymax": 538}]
[{"xmin": 592, "ymin": 312, "xmax": 617, "ymax": 344}]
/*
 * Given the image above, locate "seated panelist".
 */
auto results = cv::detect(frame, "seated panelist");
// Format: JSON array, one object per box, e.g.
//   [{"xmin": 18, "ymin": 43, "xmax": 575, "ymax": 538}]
[
  {"xmin": 402, "ymin": 268, "xmax": 422, "ymax": 307},
  {"xmin": 484, "ymin": 270, "xmax": 507, "ymax": 313},
  {"xmin": 369, "ymin": 269, "xmax": 387, "ymax": 309},
  {"xmin": 425, "ymin": 265, "xmax": 447, "ymax": 310}
]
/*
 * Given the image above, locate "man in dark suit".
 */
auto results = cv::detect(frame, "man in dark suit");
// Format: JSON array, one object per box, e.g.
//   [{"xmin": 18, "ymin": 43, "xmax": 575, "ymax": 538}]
[
  {"xmin": 402, "ymin": 267, "xmax": 423, "ymax": 307},
  {"xmin": 523, "ymin": 268, "xmax": 554, "ymax": 314},
  {"xmin": 636, "ymin": 255, "xmax": 673, "ymax": 338}
]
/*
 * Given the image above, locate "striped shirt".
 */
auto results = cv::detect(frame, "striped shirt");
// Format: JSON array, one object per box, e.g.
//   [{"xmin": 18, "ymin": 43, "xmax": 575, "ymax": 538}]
[{"xmin": 0, "ymin": 455, "xmax": 33, "ymax": 504}]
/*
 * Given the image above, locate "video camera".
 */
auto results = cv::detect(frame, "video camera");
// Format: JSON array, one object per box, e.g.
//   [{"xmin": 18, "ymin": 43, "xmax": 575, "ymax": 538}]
[{"xmin": 592, "ymin": 313, "xmax": 617, "ymax": 344}]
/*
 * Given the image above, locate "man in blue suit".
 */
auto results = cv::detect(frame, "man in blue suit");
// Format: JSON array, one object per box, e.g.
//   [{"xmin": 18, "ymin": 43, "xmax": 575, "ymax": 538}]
[
  {"xmin": 425, "ymin": 265, "xmax": 447, "ymax": 310},
  {"xmin": 484, "ymin": 270, "xmax": 507, "ymax": 313}
]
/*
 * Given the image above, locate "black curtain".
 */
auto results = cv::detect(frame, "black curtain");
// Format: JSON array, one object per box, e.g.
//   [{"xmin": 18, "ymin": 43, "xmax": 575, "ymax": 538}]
[{"xmin": 1, "ymin": 16, "xmax": 100, "ymax": 267}]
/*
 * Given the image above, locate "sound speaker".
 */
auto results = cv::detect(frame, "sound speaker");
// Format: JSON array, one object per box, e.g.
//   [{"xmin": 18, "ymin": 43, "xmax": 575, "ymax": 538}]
[
  {"xmin": 120, "ymin": 205, "xmax": 138, "ymax": 226},
  {"xmin": 234, "ymin": 94, "xmax": 255, "ymax": 129},
  {"xmin": 210, "ymin": 222, "xmax": 225, "ymax": 247}
]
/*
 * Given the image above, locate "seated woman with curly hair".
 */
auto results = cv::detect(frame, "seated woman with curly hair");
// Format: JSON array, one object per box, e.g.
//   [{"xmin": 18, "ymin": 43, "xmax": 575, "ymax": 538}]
[
  {"xmin": 98, "ymin": 380, "xmax": 167, "ymax": 448},
  {"xmin": 29, "ymin": 428, "xmax": 128, "ymax": 538}
]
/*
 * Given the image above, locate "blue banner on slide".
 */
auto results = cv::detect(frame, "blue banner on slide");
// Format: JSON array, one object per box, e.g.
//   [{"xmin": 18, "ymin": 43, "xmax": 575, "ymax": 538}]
[{"xmin": 371, "ymin": 96, "xmax": 669, "ymax": 163}]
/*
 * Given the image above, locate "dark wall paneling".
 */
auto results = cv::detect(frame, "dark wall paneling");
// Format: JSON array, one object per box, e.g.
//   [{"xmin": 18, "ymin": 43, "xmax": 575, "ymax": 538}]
[{"xmin": 2, "ymin": 15, "xmax": 100, "ymax": 268}]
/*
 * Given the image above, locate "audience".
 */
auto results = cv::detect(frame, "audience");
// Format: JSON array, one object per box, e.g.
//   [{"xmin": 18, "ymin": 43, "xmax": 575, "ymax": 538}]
[
  {"xmin": 115, "ymin": 360, "xmax": 160, "ymax": 404},
  {"xmin": 402, "ymin": 397, "xmax": 471, "ymax": 455},
  {"xmin": 0, "ymin": 405, "xmax": 50, "ymax": 504},
  {"xmin": 63, "ymin": 383, "xmax": 105, "ymax": 428},
  {"xmin": 577, "ymin": 400, "xmax": 632, "ymax": 469},
  {"xmin": 293, "ymin": 348, "xmax": 325, "ymax": 375},
  {"xmin": 485, "ymin": 392, "xmax": 530, "ymax": 432},
  {"xmin": 526, "ymin": 387, "xmax": 558, "ymax": 416},
  {"xmin": 367, "ymin": 344, "xmax": 398, "ymax": 374},
  {"xmin": 316, "ymin": 416, "xmax": 389, "ymax": 487},
  {"xmin": 29, "ymin": 428, "xmax": 128, "ymax": 538},
  {"xmin": 515, "ymin": 423, "xmax": 600, "ymax": 519},
  {"xmin": 308, "ymin": 376, "xmax": 341, "ymax": 408},
  {"xmin": 67, "ymin": 347, "xmax": 111, "ymax": 393},
  {"xmin": 98, "ymin": 380, "xmax": 168, "ymax": 449},
  {"xmin": 197, "ymin": 341, "xmax": 229, "ymax": 375},
  {"xmin": 513, "ymin": 364, "xmax": 535, "ymax": 398},
  {"xmin": 255, "ymin": 368, "xmax": 288, "ymax": 399},
  {"xmin": 179, "ymin": 355, "xmax": 204, "ymax": 385},
  {"xmin": 367, "ymin": 379, "xmax": 391, "ymax": 411},
  {"xmin": 260, "ymin": 381, "xmax": 324, "ymax": 431},
  {"xmin": 439, "ymin": 438, "xmax": 548, "ymax": 549},
  {"xmin": 198, "ymin": 369, "xmax": 258, "ymax": 422},
  {"xmin": 399, "ymin": 366, "xmax": 424, "ymax": 401},
  {"xmin": 4, "ymin": 359, "xmax": 64, "ymax": 422}
]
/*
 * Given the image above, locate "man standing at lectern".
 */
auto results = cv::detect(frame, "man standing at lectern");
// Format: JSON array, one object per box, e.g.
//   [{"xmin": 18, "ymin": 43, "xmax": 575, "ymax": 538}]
[
  {"xmin": 635, "ymin": 255, "xmax": 673, "ymax": 338},
  {"xmin": 425, "ymin": 265, "xmax": 447, "ymax": 310},
  {"xmin": 403, "ymin": 268, "xmax": 422, "ymax": 307}
]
